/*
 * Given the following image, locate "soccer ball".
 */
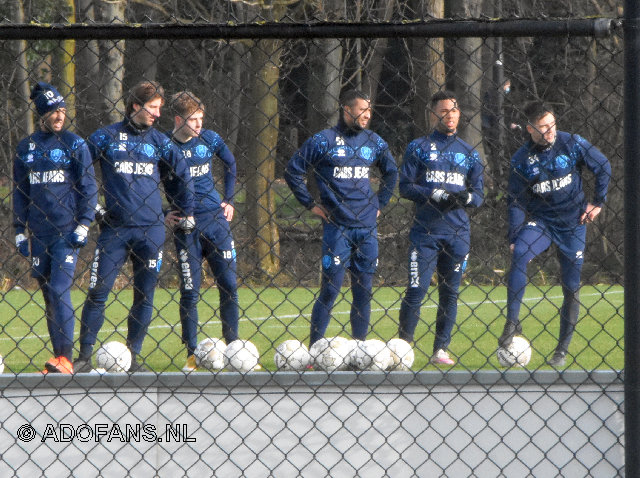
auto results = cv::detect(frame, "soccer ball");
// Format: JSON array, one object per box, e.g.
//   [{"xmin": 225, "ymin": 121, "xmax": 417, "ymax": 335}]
[
  {"xmin": 387, "ymin": 338, "xmax": 415, "ymax": 371},
  {"xmin": 497, "ymin": 336, "xmax": 532, "ymax": 367},
  {"xmin": 95, "ymin": 341, "xmax": 132, "ymax": 372},
  {"xmin": 274, "ymin": 340, "xmax": 311, "ymax": 371},
  {"xmin": 194, "ymin": 337, "xmax": 226, "ymax": 371},
  {"xmin": 309, "ymin": 337, "xmax": 350, "ymax": 372},
  {"xmin": 351, "ymin": 339, "xmax": 392, "ymax": 371},
  {"xmin": 224, "ymin": 340, "xmax": 260, "ymax": 372}
]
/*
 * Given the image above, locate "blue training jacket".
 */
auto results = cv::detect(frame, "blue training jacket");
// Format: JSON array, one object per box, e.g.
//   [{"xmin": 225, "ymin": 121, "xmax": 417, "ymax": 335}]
[
  {"xmin": 508, "ymin": 131, "xmax": 611, "ymax": 242},
  {"xmin": 399, "ymin": 130, "xmax": 484, "ymax": 234},
  {"xmin": 285, "ymin": 122, "xmax": 398, "ymax": 228},
  {"xmin": 89, "ymin": 119, "xmax": 194, "ymax": 227},
  {"xmin": 14, "ymin": 130, "xmax": 98, "ymax": 237},
  {"xmin": 169, "ymin": 129, "xmax": 236, "ymax": 215}
]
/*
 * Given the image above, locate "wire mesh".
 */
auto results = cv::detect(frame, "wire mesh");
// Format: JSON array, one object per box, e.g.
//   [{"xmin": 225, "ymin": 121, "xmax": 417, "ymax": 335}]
[{"xmin": 0, "ymin": 3, "xmax": 625, "ymax": 476}]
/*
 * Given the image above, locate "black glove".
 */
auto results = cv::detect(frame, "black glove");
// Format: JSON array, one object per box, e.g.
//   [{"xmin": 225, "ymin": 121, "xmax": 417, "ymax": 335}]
[
  {"xmin": 95, "ymin": 204, "xmax": 107, "ymax": 227},
  {"xmin": 449, "ymin": 190, "xmax": 472, "ymax": 208}
]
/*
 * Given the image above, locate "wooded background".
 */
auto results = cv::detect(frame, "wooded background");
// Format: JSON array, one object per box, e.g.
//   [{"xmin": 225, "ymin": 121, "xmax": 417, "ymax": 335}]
[{"xmin": 0, "ymin": 0, "xmax": 624, "ymax": 289}]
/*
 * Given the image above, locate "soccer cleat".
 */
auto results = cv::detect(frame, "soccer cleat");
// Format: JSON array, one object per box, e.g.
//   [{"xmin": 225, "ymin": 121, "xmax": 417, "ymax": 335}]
[
  {"xmin": 45, "ymin": 356, "xmax": 74, "ymax": 374},
  {"xmin": 73, "ymin": 358, "xmax": 93, "ymax": 373},
  {"xmin": 128, "ymin": 357, "xmax": 150, "ymax": 373},
  {"xmin": 430, "ymin": 349, "xmax": 455, "ymax": 366},
  {"xmin": 498, "ymin": 320, "xmax": 523, "ymax": 348},
  {"xmin": 547, "ymin": 351, "xmax": 567, "ymax": 367},
  {"xmin": 182, "ymin": 355, "xmax": 197, "ymax": 373}
]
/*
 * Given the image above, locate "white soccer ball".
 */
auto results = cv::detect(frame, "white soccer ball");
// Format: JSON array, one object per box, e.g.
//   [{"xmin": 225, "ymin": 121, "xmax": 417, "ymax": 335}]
[
  {"xmin": 95, "ymin": 341, "xmax": 132, "ymax": 372},
  {"xmin": 387, "ymin": 338, "xmax": 415, "ymax": 371},
  {"xmin": 497, "ymin": 336, "xmax": 532, "ymax": 367},
  {"xmin": 194, "ymin": 337, "xmax": 226, "ymax": 371},
  {"xmin": 274, "ymin": 340, "xmax": 311, "ymax": 371},
  {"xmin": 351, "ymin": 339, "xmax": 392, "ymax": 371},
  {"xmin": 224, "ymin": 340, "xmax": 260, "ymax": 372},
  {"xmin": 309, "ymin": 337, "xmax": 350, "ymax": 372}
]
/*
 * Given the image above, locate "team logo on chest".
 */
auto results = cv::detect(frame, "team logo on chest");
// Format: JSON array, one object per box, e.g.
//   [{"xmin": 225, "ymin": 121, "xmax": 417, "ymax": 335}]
[
  {"xmin": 358, "ymin": 146, "xmax": 374, "ymax": 162},
  {"xmin": 49, "ymin": 148, "xmax": 66, "ymax": 164},
  {"xmin": 195, "ymin": 144, "xmax": 208, "ymax": 158}
]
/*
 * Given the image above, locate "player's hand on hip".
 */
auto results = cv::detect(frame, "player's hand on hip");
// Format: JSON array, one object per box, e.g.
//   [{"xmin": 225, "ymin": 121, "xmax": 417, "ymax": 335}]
[
  {"xmin": 580, "ymin": 203, "xmax": 602, "ymax": 224},
  {"xmin": 165, "ymin": 210, "xmax": 182, "ymax": 227},
  {"xmin": 15, "ymin": 233, "xmax": 29, "ymax": 257},
  {"xmin": 310, "ymin": 204, "xmax": 329, "ymax": 222},
  {"xmin": 221, "ymin": 202, "xmax": 234, "ymax": 222}
]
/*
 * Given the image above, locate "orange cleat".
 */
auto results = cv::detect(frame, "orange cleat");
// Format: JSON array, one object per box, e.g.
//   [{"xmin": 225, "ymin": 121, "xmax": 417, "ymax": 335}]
[{"xmin": 44, "ymin": 356, "xmax": 74, "ymax": 374}]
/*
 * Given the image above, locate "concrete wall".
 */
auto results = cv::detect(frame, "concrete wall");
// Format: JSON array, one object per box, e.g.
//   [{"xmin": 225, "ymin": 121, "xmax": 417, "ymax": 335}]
[{"xmin": 0, "ymin": 370, "xmax": 623, "ymax": 477}]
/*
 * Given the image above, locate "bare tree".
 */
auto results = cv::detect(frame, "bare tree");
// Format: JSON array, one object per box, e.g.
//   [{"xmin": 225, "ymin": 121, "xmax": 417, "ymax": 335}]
[
  {"xmin": 306, "ymin": 0, "xmax": 346, "ymax": 133},
  {"xmin": 55, "ymin": 0, "xmax": 77, "ymax": 129},
  {"xmin": 98, "ymin": 0, "xmax": 126, "ymax": 124},
  {"xmin": 9, "ymin": 0, "xmax": 33, "ymax": 137},
  {"xmin": 410, "ymin": 0, "xmax": 445, "ymax": 137},
  {"xmin": 75, "ymin": 0, "xmax": 102, "ymax": 136},
  {"xmin": 449, "ymin": 0, "xmax": 489, "ymax": 184},
  {"xmin": 245, "ymin": 3, "xmax": 288, "ymax": 281}
]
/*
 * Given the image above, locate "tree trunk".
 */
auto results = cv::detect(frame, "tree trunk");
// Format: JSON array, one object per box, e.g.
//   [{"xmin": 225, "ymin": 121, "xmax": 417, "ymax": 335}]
[
  {"xmin": 306, "ymin": 0, "xmax": 345, "ymax": 133},
  {"xmin": 10, "ymin": 0, "xmax": 33, "ymax": 136},
  {"xmin": 246, "ymin": 38, "xmax": 282, "ymax": 280},
  {"xmin": 224, "ymin": 42, "xmax": 246, "ymax": 152},
  {"xmin": 55, "ymin": 0, "xmax": 77, "ymax": 130},
  {"xmin": 75, "ymin": 0, "xmax": 101, "ymax": 136},
  {"xmin": 99, "ymin": 0, "xmax": 126, "ymax": 124},
  {"xmin": 449, "ymin": 0, "xmax": 489, "ymax": 185},
  {"xmin": 361, "ymin": 0, "xmax": 394, "ymax": 104},
  {"xmin": 410, "ymin": 0, "xmax": 445, "ymax": 137}
]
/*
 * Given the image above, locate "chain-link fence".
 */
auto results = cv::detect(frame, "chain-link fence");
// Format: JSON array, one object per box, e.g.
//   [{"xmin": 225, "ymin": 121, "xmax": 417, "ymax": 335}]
[{"xmin": 0, "ymin": 1, "xmax": 627, "ymax": 476}]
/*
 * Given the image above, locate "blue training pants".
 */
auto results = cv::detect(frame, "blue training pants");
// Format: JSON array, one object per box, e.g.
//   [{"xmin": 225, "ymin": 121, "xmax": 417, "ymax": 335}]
[
  {"xmin": 31, "ymin": 234, "xmax": 79, "ymax": 360},
  {"xmin": 507, "ymin": 221, "xmax": 585, "ymax": 352},
  {"xmin": 309, "ymin": 223, "xmax": 378, "ymax": 345},
  {"xmin": 79, "ymin": 224, "xmax": 165, "ymax": 355},
  {"xmin": 175, "ymin": 211, "xmax": 239, "ymax": 354},
  {"xmin": 398, "ymin": 229, "xmax": 469, "ymax": 353}
]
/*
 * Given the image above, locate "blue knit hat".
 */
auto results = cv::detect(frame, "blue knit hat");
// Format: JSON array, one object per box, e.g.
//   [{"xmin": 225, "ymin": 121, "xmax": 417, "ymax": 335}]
[{"xmin": 30, "ymin": 82, "xmax": 66, "ymax": 116}]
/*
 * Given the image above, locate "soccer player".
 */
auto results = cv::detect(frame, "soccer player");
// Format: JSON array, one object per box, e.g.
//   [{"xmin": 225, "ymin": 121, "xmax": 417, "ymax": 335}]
[
  {"xmin": 13, "ymin": 82, "xmax": 98, "ymax": 374},
  {"xmin": 74, "ymin": 81, "xmax": 195, "ymax": 373},
  {"xmin": 285, "ymin": 89, "xmax": 398, "ymax": 346},
  {"xmin": 165, "ymin": 91, "xmax": 239, "ymax": 372},
  {"xmin": 397, "ymin": 90, "xmax": 484, "ymax": 366},
  {"xmin": 498, "ymin": 101, "xmax": 611, "ymax": 367}
]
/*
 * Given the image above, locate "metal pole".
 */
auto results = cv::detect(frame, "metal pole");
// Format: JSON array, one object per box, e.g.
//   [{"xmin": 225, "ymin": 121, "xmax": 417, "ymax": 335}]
[
  {"xmin": 0, "ymin": 19, "xmax": 616, "ymax": 41},
  {"xmin": 625, "ymin": 0, "xmax": 640, "ymax": 476}
]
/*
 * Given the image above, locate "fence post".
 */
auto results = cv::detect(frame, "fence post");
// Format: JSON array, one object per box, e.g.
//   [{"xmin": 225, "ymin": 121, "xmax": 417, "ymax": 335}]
[{"xmin": 625, "ymin": 1, "xmax": 640, "ymax": 476}]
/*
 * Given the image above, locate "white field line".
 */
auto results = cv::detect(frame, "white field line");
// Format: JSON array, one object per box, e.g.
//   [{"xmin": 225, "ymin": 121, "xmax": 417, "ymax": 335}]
[{"xmin": 2, "ymin": 289, "xmax": 623, "ymax": 342}]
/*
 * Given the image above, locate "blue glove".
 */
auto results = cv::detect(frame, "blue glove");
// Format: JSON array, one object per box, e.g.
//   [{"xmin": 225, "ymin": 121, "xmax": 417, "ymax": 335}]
[
  {"xmin": 15, "ymin": 233, "xmax": 29, "ymax": 257},
  {"xmin": 68, "ymin": 225, "xmax": 89, "ymax": 248}
]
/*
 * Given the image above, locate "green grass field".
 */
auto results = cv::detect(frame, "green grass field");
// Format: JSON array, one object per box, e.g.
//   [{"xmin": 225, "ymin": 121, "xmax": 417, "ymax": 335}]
[{"xmin": 0, "ymin": 284, "xmax": 623, "ymax": 373}]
